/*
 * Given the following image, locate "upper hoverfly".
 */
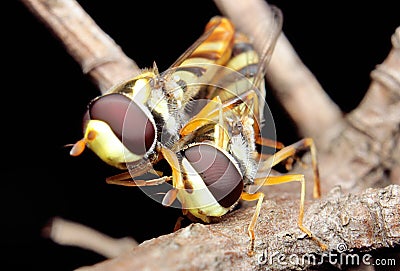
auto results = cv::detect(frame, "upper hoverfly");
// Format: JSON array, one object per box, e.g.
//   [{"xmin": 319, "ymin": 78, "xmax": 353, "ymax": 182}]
[
  {"xmin": 70, "ymin": 16, "xmax": 236, "ymax": 177},
  {"xmin": 70, "ymin": 6, "xmax": 326, "ymax": 256}
]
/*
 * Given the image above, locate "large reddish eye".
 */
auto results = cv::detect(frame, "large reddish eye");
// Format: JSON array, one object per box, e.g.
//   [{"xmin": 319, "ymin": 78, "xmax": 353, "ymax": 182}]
[
  {"xmin": 88, "ymin": 93, "xmax": 155, "ymax": 155},
  {"xmin": 183, "ymin": 144, "xmax": 243, "ymax": 208}
]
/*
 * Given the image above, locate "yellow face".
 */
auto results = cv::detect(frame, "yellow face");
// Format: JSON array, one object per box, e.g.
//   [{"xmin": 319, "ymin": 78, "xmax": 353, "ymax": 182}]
[{"xmin": 82, "ymin": 120, "xmax": 145, "ymax": 169}]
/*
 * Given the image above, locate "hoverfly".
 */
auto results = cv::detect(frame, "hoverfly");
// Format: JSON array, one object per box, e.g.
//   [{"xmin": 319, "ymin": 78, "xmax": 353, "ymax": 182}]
[
  {"xmin": 70, "ymin": 6, "xmax": 326, "ymax": 256},
  {"xmin": 69, "ymin": 16, "xmax": 236, "ymax": 176}
]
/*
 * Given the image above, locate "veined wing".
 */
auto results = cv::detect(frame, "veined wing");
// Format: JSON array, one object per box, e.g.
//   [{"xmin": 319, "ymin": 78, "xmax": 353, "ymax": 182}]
[
  {"xmin": 205, "ymin": 6, "xmax": 283, "ymax": 126},
  {"xmin": 162, "ymin": 16, "xmax": 236, "ymax": 104},
  {"xmin": 101, "ymin": 16, "xmax": 236, "ymax": 101},
  {"xmin": 168, "ymin": 16, "xmax": 235, "ymax": 69}
]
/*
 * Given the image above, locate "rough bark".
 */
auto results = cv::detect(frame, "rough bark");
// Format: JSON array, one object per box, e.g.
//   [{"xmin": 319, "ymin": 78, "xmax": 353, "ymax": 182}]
[
  {"xmin": 19, "ymin": 0, "xmax": 400, "ymax": 270},
  {"xmin": 74, "ymin": 185, "xmax": 400, "ymax": 271}
]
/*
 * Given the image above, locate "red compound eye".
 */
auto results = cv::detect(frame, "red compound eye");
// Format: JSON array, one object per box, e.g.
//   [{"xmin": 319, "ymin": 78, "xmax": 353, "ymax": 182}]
[
  {"xmin": 89, "ymin": 93, "xmax": 155, "ymax": 155},
  {"xmin": 184, "ymin": 143, "xmax": 243, "ymax": 208}
]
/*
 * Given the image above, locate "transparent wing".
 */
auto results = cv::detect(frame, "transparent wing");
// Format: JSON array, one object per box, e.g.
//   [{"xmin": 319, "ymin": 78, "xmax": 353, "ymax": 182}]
[
  {"xmin": 208, "ymin": 5, "xmax": 283, "ymax": 100},
  {"xmin": 166, "ymin": 16, "xmax": 225, "ymax": 70},
  {"xmin": 252, "ymin": 5, "xmax": 283, "ymax": 89},
  {"xmin": 162, "ymin": 16, "xmax": 236, "ymax": 107}
]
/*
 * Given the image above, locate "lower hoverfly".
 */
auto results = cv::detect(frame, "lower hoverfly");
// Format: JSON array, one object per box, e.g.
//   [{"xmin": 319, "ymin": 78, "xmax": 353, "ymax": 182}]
[
  {"xmin": 157, "ymin": 28, "xmax": 327, "ymax": 255},
  {"xmin": 70, "ymin": 6, "xmax": 326, "ymax": 256}
]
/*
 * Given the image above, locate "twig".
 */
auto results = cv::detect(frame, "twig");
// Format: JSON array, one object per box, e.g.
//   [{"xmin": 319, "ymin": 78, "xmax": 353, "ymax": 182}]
[
  {"xmin": 20, "ymin": 0, "xmax": 140, "ymax": 93},
  {"xmin": 214, "ymin": 0, "xmax": 400, "ymax": 195},
  {"xmin": 74, "ymin": 184, "xmax": 400, "ymax": 271},
  {"xmin": 43, "ymin": 217, "xmax": 137, "ymax": 259},
  {"xmin": 213, "ymin": 0, "xmax": 344, "ymax": 143},
  {"xmin": 315, "ymin": 27, "xmax": 400, "ymax": 194}
]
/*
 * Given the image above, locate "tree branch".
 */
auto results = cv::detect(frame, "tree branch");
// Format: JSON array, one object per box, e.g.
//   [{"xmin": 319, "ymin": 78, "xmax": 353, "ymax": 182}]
[
  {"xmin": 42, "ymin": 217, "xmax": 137, "ymax": 259},
  {"xmin": 214, "ymin": 0, "xmax": 400, "ymax": 195},
  {"xmin": 314, "ymin": 27, "xmax": 400, "ymax": 194},
  {"xmin": 73, "ymin": 184, "xmax": 400, "ymax": 271},
  {"xmin": 21, "ymin": 0, "xmax": 140, "ymax": 93},
  {"xmin": 213, "ymin": 0, "xmax": 344, "ymax": 143}
]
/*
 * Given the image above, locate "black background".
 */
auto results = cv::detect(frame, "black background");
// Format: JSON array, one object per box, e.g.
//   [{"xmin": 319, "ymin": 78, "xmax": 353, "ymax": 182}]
[{"xmin": 4, "ymin": 1, "xmax": 399, "ymax": 270}]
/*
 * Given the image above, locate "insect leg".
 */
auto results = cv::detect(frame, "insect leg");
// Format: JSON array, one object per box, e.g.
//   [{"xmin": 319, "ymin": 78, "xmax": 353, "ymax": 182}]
[
  {"xmin": 261, "ymin": 175, "xmax": 326, "ymax": 249},
  {"xmin": 179, "ymin": 96, "xmax": 230, "ymax": 150},
  {"xmin": 255, "ymin": 137, "xmax": 285, "ymax": 149},
  {"xmin": 245, "ymin": 174, "xmax": 327, "ymax": 255},
  {"xmin": 173, "ymin": 216, "xmax": 185, "ymax": 232},
  {"xmin": 215, "ymin": 96, "xmax": 227, "ymax": 148},
  {"xmin": 257, "ymin": 138, "xmax": 321, "ymax": 199},
  {"xmin": 159, "ymin": 146, "xmax": 186, "ymax": 210},
  {"xmin": 180, "ymin": 96, "xmax": 226, "ymax": 135},
  {"xmin": 106, "ymin": 173, "xmax": 171, "ymax": 187},
  {"xmin": 105, "ymin": 147, "xmax": 183, "ymax": 207},
  {"xmin": 240, "ymin": 191, "xmax": 265, "ymax": 256},
  {"xmin": 234, "ymin": 89, "xmax": 285, "ymax": 151}
]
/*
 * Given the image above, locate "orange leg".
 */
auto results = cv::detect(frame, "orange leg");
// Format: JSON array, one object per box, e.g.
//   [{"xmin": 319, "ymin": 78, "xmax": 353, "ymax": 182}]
[
  {"xmin": 105, "ymin": 146, "xmax": 183, "ymax": 209},
  {"xmin": 173, "ymin": 216, "xmax": 185, "ymax": 232},
  {"xmin": 240, "ymin": 192, "xmax": 265, "ymax": 256},
  {"xmin": 241, "ymin": 138, "xmax": 323, "ymax": 256},
  {"xmin": 180, "ymin": 96, "xmax": 230, "ymax": 151},
  {"xmin": 181, "ymin": 89, "xmax": 259, "ymax": 134},
  {"xmin": 242, "ymin": 174, "xmax": 327, "ymax": 257},
  {"xmin": 257, "ymin": 138, "xmax": 321, "ymax": 199},
  {"xmin": 106, "ymin": 173, "xmax": 171, "ymax": 187},
  {"xmin": 255, "ymin": 136, "xmax": 285, "ymax": 149}
]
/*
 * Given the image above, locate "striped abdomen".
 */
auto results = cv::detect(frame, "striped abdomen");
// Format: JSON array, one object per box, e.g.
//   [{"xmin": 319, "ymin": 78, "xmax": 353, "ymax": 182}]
[
  {"xmin": 206, "ymin": 32, "xmax": 266, "ymax": 126},
  {"xmin": 174, "ymin": 17, "xmax": 236, "ymax": 103}
]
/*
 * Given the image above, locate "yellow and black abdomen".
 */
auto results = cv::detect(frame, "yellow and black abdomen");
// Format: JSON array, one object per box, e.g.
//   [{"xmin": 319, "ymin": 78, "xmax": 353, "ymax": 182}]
[
  {"xmin": 182, "ymin": 16, "xmax": 235, "ymax": 66},
  {"xmin": 173, "ymin": 17, "xmax": 236, "ymax": 103},
  {"xmin": 207, "ymin": 32, "xmax": 265, "ymax": 108}
]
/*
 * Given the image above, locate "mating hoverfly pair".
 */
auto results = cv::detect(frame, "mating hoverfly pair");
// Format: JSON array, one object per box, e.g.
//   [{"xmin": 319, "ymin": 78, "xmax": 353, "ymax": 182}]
[{"xmin": 70, "ymin": 6, "xmax": 326, "ymax": 255}]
